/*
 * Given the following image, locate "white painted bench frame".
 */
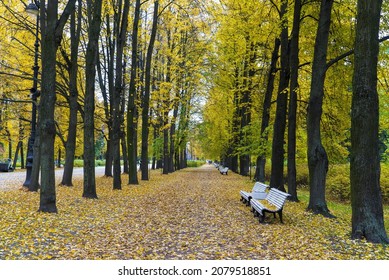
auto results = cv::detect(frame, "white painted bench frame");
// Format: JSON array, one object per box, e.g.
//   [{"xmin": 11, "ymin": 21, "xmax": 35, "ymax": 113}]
[
  {"xmin": 240, "ymin": 182, "xmax": 269, "ymax": 205},
  {"xmin": 219, "ymin": 166, "xmax": 229, "ymax": 175},
  {"xmin": 250, "ymin": 188, "xmax": 290, "ymax": 223}
]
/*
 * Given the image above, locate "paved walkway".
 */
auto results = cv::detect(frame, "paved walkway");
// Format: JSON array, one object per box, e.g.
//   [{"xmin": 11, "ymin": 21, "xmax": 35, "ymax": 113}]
[{"xmin": 0, "ymin": 166, "xmax": 106, "ymax": 191}]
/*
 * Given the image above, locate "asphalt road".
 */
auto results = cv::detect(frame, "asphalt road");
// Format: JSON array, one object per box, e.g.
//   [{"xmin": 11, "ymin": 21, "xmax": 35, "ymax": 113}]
[{"xmin": 0, "ymin": 166, "xmax": 106, "ymax": 191}]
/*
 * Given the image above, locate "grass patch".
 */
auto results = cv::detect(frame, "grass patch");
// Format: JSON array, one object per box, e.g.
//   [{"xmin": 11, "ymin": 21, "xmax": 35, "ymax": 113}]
[
  {"xmin": 297, "ymin": 188, "xmax": 389, "ymax": 234},
  {"xmin": 73, "ymin": 159, "xmax": 106, "ymax": 167},
  {"xmin": 186, "ymin": 160, "xmax": 205, "ymax": 168}
]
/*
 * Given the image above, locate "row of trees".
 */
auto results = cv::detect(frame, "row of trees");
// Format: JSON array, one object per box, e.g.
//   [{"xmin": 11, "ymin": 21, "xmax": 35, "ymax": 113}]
[
  {"xmin": 0, "ymin": 1, "xmax": 208, "ymax": 209},
  {"xmin": 202, "ymin": 0, "xmax": 388, "ymax": 243},
  {"xmin": 0, "ymin": 0, "xmax": 388, "ymax": 243}
]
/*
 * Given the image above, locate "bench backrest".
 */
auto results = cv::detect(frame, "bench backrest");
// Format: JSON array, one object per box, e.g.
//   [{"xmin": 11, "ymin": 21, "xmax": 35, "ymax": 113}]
[
  {"xmin": 252, "ymin": 182, "xmax": 269, "ymax": 193},
  {"xmin": 265, "ymin": 188, "xmax": 290, "ymax": 210}
]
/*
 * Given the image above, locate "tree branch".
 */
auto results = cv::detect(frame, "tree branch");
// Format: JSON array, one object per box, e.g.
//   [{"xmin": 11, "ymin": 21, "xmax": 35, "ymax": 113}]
[
  {"xmin": 55, "ymin": 0, "xmax": 77, "ymax": 47},
  {"xmin": 326, "ymin": 35, "xmax": 389, "ymax": 69}
]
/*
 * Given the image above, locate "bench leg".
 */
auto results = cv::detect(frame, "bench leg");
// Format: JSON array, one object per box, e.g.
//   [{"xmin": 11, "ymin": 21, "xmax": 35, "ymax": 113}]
[
  {"xmin": 259, "ymin": 212, "xmax": 265, "ymax": 223},
  {"xmin": 279, "ymin": 211, "xmax": 283, "ymax": 223}
]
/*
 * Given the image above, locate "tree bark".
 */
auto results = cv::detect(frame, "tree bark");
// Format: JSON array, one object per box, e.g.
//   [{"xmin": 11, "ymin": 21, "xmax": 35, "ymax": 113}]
[
  {"xmin": 127, "ymin": 0, "xmax": 140, "ymax": 185},
  {"xmin": 270, "ymin": 0, "xmax": 289, "ymax": 192},
  {"xmin": 254, "ymin": 38, "xmax": 280, "ymax": 182},
  {"xmin": 287, "ymin": 0, "xmax": 302, "ymax": 202},
  {"xmin": 28, "ymin": 7, "xmax": 41, "ymax": 192},
  {"xmin": 112, "ymin": 0, "xmax": 130, "ymax": 190},
  {"xmin": 141, "ymin": 0, "xmax": 159, "ymax": 180},
  {"xmin": 120, "ymin": 113, "xmax": 128, "ymax": 174},
  {"xmin": 61, "ymin": 1, "xmax": 82, "ymax": 187},
  {"xmin": 163, "ymin": 31, "xmax": 172, "ymax": 175},
  {"xmin": 39, "ymin": 0, "xmax": 76, "ymax": 212},
  {"xmin": 306, "ymin": 0, "xmax": 334, "ymax": 217},
  {"xmin": 97, "ymin": 14, "xmax": 114, "ymax": 178},
  {"xmin": 19, "ymin": 123, "xmax": 25, "ymax": 169},
  {"xmin": 351, "ymin": 0, "xmax": 388, "ymax": 243},
  {"xmin": 29, "ymin": 113, "xmax": 41, "ymax": 192},
  {"xmin": 226, "ymin": 65, "xmax": 240, "ymax": 173},
  {"xmin": 12, "ymin": 141, "xmax": 21, "ymax": 170},
  {"xmin": 83, "ymin": 0, "xmax": 102, "ymax": 199},
  {"xmin": 169, "ymin": 98, "xmax": 179, "ymax": 173},
  {"xmin": 239, "ymin": 39, "xmax": 254, "ymax": 177}
]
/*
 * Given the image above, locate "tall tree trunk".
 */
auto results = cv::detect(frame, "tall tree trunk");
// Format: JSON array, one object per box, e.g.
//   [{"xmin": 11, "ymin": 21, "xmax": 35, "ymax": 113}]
[
  {"xmin": 19, "ymin": 123, "xmax": 25, "ymax": 169},
  {"xmin": 168, "ymin": 88, "xmax": 180, "ymax": 173},
  {"xmin": 151, "ymin": 123, "xmax": 160, "ymax": 170},
  {"xmin": 163, "ymin": 32, "xmax": 172, "ymax": 175},
  {"xmin": 120, "ymin": 117, "xmax": 129, "ymax": 174},
  {"xmin": 112, "ymin": 0, "xmax": 130, "ymax": 190},
  {"xmin": 127, "ymin": 0, "xmax": 140, "ymax": 184},
  {"xmin": 104, "ymin": 135, "xmax": 113, "ymax": 176},
  {"xmin": 96, "ymin": 51, "xmax": 112, "ymax": 177},
  {"xmin": 61, "ymin": 1, "xmax": 82, "ymax": 187},
  {"xmin": 239, "ymin": 40, "xmax": 255, "ymax": 177},
  {"xmin": 141, "ymin": 0, "xmax": 159, "ymax": 180},
  {"xmin": 162, "ymin": 111, "xmax": 169, "ymax": 174},
  {"xmin": 182, "ymin": 147, "xmax": 187, "ymax": 168},
  {"xmin": 39, "ymin": 0, "xmax": 76, "ymax": 212},
  {"xmin": 254, "ymin": 38, "xmax": 280, "ymax": 182},
  {"xmin": 287, "ymin": 0, "xmax": 302, "ymax": 202},
  {"xmin": 12, "ymin": 141, "xmax": 21, "ymax": 170},
  {"xmin": 270, "ymin": 0, "xmax": 289, "ymax": 192},
  {"xmin": 27, "ymin": 9, "xmax": 41, "ymax": 192},
  {"xmin": 227, "ymin": 66, "xmax": 240, "ymax": 173},
  {"xmin": 351, "ymin": 0, "xmax": 388, "ymax": 244},
  {"xmin": 29, "ymin": 113, "xmax": 41, "ymax": 191},
  {"xmin": 99, "ymin": 13, "xmax": 114, "ymax": 178},
  {"xmin": 83, "ymin": 0, "xmax": 102, "ymax": 199},
  {"xmin": 169, "ymin": 105, "xmax": 178, "ymax": 173},
  {"xmin": 38, "ymin": 0, "xmax": 57, "ymax": 212},
  {"xmin": 121, "ymin": 58, "xmax": 129, "ymax": 174},
  {"xmin": 306, "ymin": 0, "xmax": 334, "ymax": 217}
]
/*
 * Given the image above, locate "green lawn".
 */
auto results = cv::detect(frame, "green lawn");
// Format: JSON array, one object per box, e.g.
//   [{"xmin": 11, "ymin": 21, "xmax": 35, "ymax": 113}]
[{"xmin": 297, "ymin": 188, "xmax": 389, "ymax": 234}]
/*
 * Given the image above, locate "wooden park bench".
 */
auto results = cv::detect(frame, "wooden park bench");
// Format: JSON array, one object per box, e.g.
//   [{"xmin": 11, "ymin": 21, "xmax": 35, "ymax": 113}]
[
  {"xmin": 240, "ymin": 182, "xmax": 269, "ymax": 206},
  {"xmin": 250, "ymin": 188, "xmax": 290, "ymax": 223},
  {"xmin": 218, "ymin": 166, "xmax": 229, "ymax": 175},
  {"xmin": 0, "ymin": 160, "xmax": 13, "ymax": 172}
]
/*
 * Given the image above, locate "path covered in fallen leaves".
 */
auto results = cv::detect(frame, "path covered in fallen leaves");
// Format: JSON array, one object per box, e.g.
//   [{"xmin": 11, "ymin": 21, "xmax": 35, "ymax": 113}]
[{"xmin": 0, "ymin": 164, "xmax": 388, "ymax": 259}]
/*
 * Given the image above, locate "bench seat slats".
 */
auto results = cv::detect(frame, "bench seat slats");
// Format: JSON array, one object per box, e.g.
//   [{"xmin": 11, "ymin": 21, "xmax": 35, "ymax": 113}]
[
  {"xmin": 249, "ymin": 188, "xmax": 290, "ymax": 223},
  {"xmin": 239, "ymin": 182, "xmax": 269, "ymax": 205}
]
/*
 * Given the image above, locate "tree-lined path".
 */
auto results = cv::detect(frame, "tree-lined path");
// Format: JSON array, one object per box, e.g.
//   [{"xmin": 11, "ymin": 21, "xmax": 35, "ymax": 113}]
[
  {"xmin": 1, "ymin": 0, "xmax": 389, "ymax": 246},
  {"xmin": 0, "ymin": 165, "xmax": 387, "ymax": 259}
]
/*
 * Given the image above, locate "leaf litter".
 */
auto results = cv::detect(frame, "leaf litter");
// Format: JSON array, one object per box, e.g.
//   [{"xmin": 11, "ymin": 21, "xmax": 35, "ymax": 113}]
[{"xmin": 0, "ymin": 165, "xmax": 388, "ymax": 260}]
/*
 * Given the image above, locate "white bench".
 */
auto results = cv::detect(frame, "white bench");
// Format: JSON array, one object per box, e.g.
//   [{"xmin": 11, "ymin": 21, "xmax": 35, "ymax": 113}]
[
  {"xmin": 250, "ymin": 188, "xmax": 290, "ymax": 223},
  {"xmin": 240, "ymin": 182, "xmax": 269, "ymax": 205},
  {"xmin": 219, "ymin": 166, "xmax": 228, "ymax": 175}
]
